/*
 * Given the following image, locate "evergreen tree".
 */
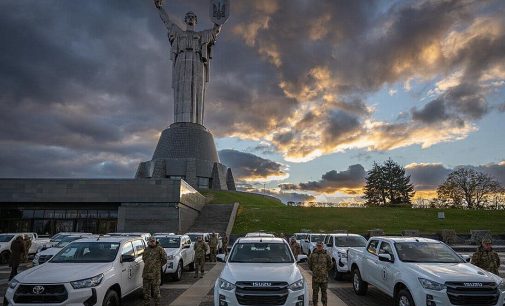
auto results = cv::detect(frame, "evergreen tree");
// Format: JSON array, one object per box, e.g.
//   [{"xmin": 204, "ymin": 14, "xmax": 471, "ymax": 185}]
[{"xmin": 363, "ymin": 159, "xmax": 415, "ymax": 206}]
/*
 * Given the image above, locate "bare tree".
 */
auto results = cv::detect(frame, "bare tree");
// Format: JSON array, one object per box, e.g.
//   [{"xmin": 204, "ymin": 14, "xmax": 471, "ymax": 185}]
[{"xmin": 437, "ymin": 168, "xmax": 501, "ymax": 209}]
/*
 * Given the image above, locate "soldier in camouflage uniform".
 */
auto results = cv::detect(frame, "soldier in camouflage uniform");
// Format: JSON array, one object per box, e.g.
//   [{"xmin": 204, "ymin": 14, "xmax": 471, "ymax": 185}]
[
  {"xmin": 142, "ymin": 237, "xmax": 168, "ymax": 306},
  {"xmin": 209, "ymin": 233, "xmax": 219, "ymax": 262},
  {"xmin": 222, "ymin": 233, "xmax": 229, "ymax": 256},
  {"xmin": 472, "ymin": 238, "xmax": 500, "ymax": 275},
  {"xmin": 289, "ymin": 237, "xmax": 301, "ymax": 258},
  {"xmin": 194, "ymin": 236, "xmax": 209, "ymax": 278},
  {"xmin": 308, "ymin": 241, "xmax": 333, "ymax": 306}
]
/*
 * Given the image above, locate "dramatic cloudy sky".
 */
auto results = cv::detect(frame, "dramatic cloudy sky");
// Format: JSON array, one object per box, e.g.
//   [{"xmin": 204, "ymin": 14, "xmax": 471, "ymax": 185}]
[{"xmin": 1, "ymin": 0, "xmax": 504, "ymax": 201}]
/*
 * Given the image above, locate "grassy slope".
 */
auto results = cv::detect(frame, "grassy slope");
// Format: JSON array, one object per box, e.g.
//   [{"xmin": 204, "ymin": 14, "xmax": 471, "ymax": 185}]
[{"xmin": 200, "ymin": 190, "xmax": 505, "ymax": 235}]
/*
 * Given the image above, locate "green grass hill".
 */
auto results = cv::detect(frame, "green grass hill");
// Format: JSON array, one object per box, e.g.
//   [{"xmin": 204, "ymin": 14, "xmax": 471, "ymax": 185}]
[{"xmin": 200, "ymin": 190, "xmax": 505, "ymax": 235}]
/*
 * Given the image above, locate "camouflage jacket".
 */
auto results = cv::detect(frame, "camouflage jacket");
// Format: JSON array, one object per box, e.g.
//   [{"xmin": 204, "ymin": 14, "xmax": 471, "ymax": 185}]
[
  {"xmin": 142, "ymin": 245, "xmax": 168, "ymax": 281},
  {"xmin": 290, "ymin": 241, "xmax": 301, "ymax": 258},
  {"xmin": 222, "ymin": 235, "xmax": 228, "ymax": 247},
  {"xmin": 308, "ymin": 249, "xmax": 333, "ymax": 283},
  {"xmin": 472, "ymin": 247, "xmax": 500, "ymax": 275},
  {"xmin": 209, "ymin": 235, "xmax": 219, "ymax": 248},
  {"xmin": 194, "ymin": 240, "xmax": 209, "ymax": 259}
]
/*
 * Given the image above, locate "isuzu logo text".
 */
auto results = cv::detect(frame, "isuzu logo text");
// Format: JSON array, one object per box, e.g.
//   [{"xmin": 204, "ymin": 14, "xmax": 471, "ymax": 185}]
[
  {"xmin": 252, "ymin": 282, "xmax": 272, "ymax": 287},
  {"xmin": 463, "ymin": 282, "xmax": 483, "ymax": 287}
]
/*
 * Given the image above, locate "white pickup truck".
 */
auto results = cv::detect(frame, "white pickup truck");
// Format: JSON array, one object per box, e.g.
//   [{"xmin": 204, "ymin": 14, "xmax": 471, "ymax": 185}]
[
  {"xmin": 323, "ymin": 233, "xmax": 367, "ymax": 280},
  {"xmin": 301, "ymin": 233, "xmax": 326, "ymax": 255},
  {"xmin": 214, "ymin": 237, "xmax": 309, "ymax": 306},
  {"xmin": 33, "ymin": 234, "xmax": 94, "ymax": 266},
  {"xmin": 0, "ymin": 233, "xmax": 50, "ymax": 264},
  {"xmin": 156, "ymin": 234, "xmax": 195, "ymax": 281},
  {"xmin": 348, "ymin": 237, "xmax": 505, "ymax": 306},
  {"xmin": 5, "ymin": 236, "xmax": 146, "ymax": 306}
]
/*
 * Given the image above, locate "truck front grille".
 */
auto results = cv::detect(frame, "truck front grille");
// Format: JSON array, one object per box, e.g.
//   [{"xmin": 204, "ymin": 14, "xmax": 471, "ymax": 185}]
[
  {"xmin": 446, "ymin": 282, "xmax": 499, "ymax": 306},
  {"xmin": 14, "ymin": 284, "xmax": 68, "ymax": 304},
  {"xmin": 235, "ymin": 281, "xmax": 289, "ymax": 305}
]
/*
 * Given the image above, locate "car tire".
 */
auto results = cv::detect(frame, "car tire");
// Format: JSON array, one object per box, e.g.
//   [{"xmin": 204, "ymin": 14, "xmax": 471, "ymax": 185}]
[
  {"xmin": 352, "ymin": 268, "xmax": 368, "ymax": 296},
  {"xmin": 171, "ymin": 261, "xmax": 183, "ymax": 281},
  {"xmin": 188, "ymin": 260, "xmax": 195, "ymax": 271},
  {"xmin": 395, "ymin": 289, "xmax": 415, "ymax": 306},
  {"xmin": 332, "ymin": 263, "xmax": 344, "ymax": 281},
  {"xmin": 0, "ymin": 251, "xmax": 10, "ymax": 265},
  {"xmin": 102, "ymin": 289, "xmax": 120, "ymax": 306}
]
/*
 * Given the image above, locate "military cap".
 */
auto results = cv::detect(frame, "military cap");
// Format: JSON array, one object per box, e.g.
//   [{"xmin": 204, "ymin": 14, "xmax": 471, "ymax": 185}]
[
  {"xmin": 316, "ymin": 241, "xmax": 324, "ymax": 246},
  {"xmin": 482, "ymin": 238, "xmax": 492, "ymax": 244}
]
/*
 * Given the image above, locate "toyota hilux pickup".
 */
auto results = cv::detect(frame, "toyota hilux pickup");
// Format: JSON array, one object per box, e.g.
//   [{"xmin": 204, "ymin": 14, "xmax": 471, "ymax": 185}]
[
  {"xmin": 5, "ymin": 236, "xmax": 146, "ymax": 306},
  {"xmin": 323, "ymin": 233, "xmax": 367, "ymax": 280},
  {"xmin": 214, "ymin": 237, "xmax": 309, "ymax": 306},
  {"xmin": 348, "ymin": 237, "xmax": 505, "ymax": 306},
  {"xmin": 156, "ymin": 234, "xmax": 195, "ymax": 281},
  {"xmin": 33, "ymin": 234, "xmax": 94, "ymax": 266}
]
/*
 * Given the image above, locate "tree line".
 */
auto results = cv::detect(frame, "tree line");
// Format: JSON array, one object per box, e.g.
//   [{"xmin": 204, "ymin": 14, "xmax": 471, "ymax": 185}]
[{"xmin": 363, "ymin": 159, "xmax": 504, "ymax": 209}]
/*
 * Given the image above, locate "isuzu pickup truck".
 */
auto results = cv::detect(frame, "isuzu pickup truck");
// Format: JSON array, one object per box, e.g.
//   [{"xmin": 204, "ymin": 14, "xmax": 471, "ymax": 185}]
[{"xmin": 348, "ymin": 237, "xmax": 505, "ymax": 306}]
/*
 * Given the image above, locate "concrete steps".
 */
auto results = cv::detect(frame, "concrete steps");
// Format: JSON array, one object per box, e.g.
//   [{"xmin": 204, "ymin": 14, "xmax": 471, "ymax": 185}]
[{"xmin": 188, "ymin": 204, "xmax": 235, "ymax": 234}]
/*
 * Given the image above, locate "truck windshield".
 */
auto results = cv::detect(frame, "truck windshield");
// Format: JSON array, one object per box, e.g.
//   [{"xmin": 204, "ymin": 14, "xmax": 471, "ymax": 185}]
[
  {"xmin": 188, "ymin": 234, "xmax": 202, "ymax": 241},
  {"xmin": 395, "ymin": 242, "xmax": 463, "ymax": 263},
  {"xmin": 295, "ymin": 234, "xmax": 305, "ymax": 240},
  {"xmin": 229, "ymin": 243, "xmax": 294, "ymax": 263},
  {"xmin": 50, "ymin": 242, "xmax": 120, "ymax": 263},
  {"xmin": 310, "ymin": 235, "xmax": 325, "ymax": 242},
  {"xmin": 335, "ymin": 236, "xmax": 367, "ymax": 247},
  {"xmin": 157, "ymin": 237, "xmax": 180, "ymax": 248},
  {"xmin": 0, "ymin": 235, "xmax": 14, "ymax": 242},
  {"xmin": 55, "ymin": 236, "xmax": 84, "ymax": 248}
]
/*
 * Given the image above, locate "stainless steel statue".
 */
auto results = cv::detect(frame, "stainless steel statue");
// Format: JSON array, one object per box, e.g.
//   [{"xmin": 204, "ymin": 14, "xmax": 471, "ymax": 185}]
[{"xmin": 154, "ymin": 0, "xmax": 230, "ymax": 125}]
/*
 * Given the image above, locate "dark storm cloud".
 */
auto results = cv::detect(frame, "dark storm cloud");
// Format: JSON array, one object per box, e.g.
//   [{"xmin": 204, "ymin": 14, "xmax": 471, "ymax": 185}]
[
  {"xmin": 405, "ymin": 163, "xmax": 452, "ymax": 191},
  {"xmin": 280, "ymin": 164, "xmax": 366, "ymax": 193},
  {"xmin": 411, "ymin": 99, "xmax": 449, "ymax": 124},
  {"xmin": 218, "ymin": 149, "xmax": 288, "ymax": 181},
  {"xmin": 322, "ymin": 111, "xmax": 361, "ymax": 145}
]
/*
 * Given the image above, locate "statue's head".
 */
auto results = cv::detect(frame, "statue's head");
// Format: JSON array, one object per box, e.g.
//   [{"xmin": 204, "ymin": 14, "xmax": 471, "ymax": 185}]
[{"xmin": 184, "ymin": 11, "xmax": 197, "ymax": 27}]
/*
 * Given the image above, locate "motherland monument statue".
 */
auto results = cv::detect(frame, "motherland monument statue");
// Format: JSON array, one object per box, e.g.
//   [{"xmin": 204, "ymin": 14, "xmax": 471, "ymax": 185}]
[
  {"xmin": 154, "ymin": 0, "xmax": 230, "ymax": 125},
  {"xmin": 135, "ymin": 0, "xmax": 236, "ymax": 191}
]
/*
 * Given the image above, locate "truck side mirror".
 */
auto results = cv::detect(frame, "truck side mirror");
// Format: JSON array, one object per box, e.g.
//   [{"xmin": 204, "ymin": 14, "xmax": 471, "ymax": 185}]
[
  {"xmin": 378, "ymin": 254, "xmax": 394, "ymax": 263},
  {"xmin": 121, "ymin": 254, "xmax": 135, "ymax": 263}
]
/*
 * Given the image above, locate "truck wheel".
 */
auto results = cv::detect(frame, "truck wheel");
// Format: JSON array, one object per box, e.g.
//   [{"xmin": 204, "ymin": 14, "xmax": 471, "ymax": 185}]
[
  {"xmin": 332, "ymin": 265, "xmax": 344, "ymax": 281},
  {"xmin": 171, "ymin": 261, "xmax": 183, "ymax": 281},
  {"xmin": 102, "ymin": 289, "xmax": 119, "ymax": 306},
  {"xmin": 188, "ymin": 261, "xmax": 195, "ymax": 271},
  {"xmin": 395, "ymin": 289, "xmax": 415, "ymax": 306},
  {"xmin": 0, "ymin": 251, "xmax": 10, "ymax": 264},
  {"xmin": 352, "ymin": 268, "xmax": 368, "ymax": 295}
]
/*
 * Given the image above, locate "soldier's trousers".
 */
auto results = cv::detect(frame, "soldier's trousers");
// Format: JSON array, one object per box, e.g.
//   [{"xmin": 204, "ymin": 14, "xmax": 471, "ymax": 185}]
[
  {"xmin": 194, "ymin": 257, "xmax": 205, "ymax": 276},
  {"xmin": 143, "ymin": 279, "xmax": 160, "ymax": 306},
  {"xmin": 312, "ymin": 281, "xmax": 328, "ymax": 305},
  {"xmin": 210, "ymin": 247, "xmax": 217, "ymax": 262}
]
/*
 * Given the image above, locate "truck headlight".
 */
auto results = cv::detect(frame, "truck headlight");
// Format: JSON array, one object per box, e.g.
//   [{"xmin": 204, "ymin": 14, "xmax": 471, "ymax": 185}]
[
  {"xmin": 8, "ymin": 278, "xmax": 19, "ymax": 289},
  {"xmin": 419, "ymin": 278, "xmax": 445, "ymax": 291},
  {"xmin": 498, "ymin": 281, "xmax": 505, "ymax": 292},
  {"xmin": 71, "ymin": 274, "xmax": 104, "ymax": 289},
  {"xmin": 218, "ymin": 278, "xmax": 235, "ymax": 291},
  {"xmin": 289, "ymin": 279, "xmax": 304, "ymax": 291},
  {"xmin": 167, "ymin": 255, "xmax": 175, "ymax": 260}
]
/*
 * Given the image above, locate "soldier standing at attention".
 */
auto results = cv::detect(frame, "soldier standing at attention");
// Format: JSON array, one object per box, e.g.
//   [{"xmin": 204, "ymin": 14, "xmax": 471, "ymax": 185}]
[
  {"xmin": 194, "ymin": 236, "xmax": 209, "ymax": 278},
  {"xmin": 472, "ymin": 238, "xmax": 501, "ymax": 275},
  {"xmin": 308, "ymin": 241, "xmax": 333, "ymax": 306},
  {"xmin": 209, "ymin": 233, "xmax": 218, "ymax": 262},
  {"xmin": 142, "ymin": 237, "xmax": 167, "ymax": 306},
  {"xmin": 222, "ymin": 233, "xmax": 229, "ymax": 256},
  {"xmin": 9, "ymin": 236, "xmax": 25, "ymax": 281},
  {"xmin": 290, "ymin": 237, "xmax": 301, "ymax": 259}
]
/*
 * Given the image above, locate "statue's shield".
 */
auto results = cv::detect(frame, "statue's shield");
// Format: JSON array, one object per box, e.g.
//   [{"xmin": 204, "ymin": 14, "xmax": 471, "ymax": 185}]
[{"xmin": 209, "ymin": 0, "xmax": 230, "ymax": 25}]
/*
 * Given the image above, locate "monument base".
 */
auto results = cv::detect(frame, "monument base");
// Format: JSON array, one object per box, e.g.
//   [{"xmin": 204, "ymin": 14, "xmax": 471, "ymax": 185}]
[{"xmin": 135, "ymin": 122, "xmax": 236, "ymax": 191}]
